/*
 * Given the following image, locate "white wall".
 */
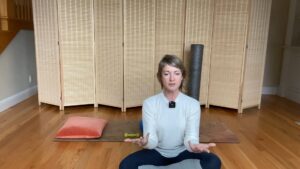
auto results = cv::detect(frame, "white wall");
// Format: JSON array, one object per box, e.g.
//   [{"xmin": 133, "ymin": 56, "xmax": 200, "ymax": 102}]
[
  {"xmin": 279, "ymin": 0, "xmax": 300, "ymax": 104},
  {"xmin": 263, "ymin": 0, "xmax": 290, "ymax": 94},
  {"xmin": 0, "ymin": 30, "xmax": 37, "ymax": 112},
  {"xmin": 280, "ymin": 47, "xmax": 300, "ymax": 103}
]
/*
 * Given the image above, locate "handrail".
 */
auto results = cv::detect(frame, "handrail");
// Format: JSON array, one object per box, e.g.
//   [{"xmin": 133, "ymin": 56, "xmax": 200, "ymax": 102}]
[{"xmin": 0, "ymin": 0, "xmax": 33, "ymax": 54}]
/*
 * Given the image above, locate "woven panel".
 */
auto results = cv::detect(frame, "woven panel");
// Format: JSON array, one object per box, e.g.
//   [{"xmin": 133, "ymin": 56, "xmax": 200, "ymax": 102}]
[
  {"xmin": 94, "ymin": 0, "xmax": 123, "ymax": 109},
  {"xmin": 32, "ymin": 0, "xmax": 61, "ymax": 106},
  {"xmin": 242, "ymin": 0, "xmax": 272, "ymax": 109},
  {"xmin": 209, "ymin": 0, "xmax": 249, "ymax": 109},
  {"xmin": 58, "ymin": 0, "xmax": 95, "ymax": 106},
  {"xmin": 124, "ymin": 0, "xmax": 156, "ymax": 108},
  {"xmin": 154, "ymin": 0, "xmax": 185, "ymax": 93},
  {"xmin": 184, "ymin": 0, "xmax": 215, "ymax": 105}
]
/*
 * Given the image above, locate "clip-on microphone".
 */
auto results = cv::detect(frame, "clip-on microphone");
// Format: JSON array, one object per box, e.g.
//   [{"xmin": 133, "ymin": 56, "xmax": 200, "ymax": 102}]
[{"xmin": 169, "ymin": 101, "xmax": 176, "ymax": 108}]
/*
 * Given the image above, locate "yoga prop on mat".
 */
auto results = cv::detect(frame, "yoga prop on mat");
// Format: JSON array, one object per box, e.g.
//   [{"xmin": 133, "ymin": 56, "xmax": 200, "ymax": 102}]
[
  {"xmin": 124, "ymin": 133, "xmax": 140, "ymax": 138},
  {"xmin": 54, "ymin": 120, "xmax": 239, "ymax": 143},
  {"xmin": 187, "ymin": 44, "xmax": 204, "ymax": 101}
]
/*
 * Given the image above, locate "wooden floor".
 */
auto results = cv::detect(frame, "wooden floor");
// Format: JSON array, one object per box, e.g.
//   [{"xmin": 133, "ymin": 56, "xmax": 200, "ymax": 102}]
[{"xmin": 0, "ymin": 95, "xmax": 299, "ymax": 169}]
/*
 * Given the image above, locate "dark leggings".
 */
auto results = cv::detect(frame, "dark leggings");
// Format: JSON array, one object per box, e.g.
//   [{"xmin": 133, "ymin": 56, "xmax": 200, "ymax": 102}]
[{"xmin": 119, "ymin": 149, "xmax": 221, "ymax": 169}]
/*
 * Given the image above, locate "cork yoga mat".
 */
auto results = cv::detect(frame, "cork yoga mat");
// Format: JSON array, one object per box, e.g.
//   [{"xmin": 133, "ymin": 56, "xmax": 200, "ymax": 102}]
[{"xmin": 54, "ymin": 120, "xmax": 239, "ymax": 143}]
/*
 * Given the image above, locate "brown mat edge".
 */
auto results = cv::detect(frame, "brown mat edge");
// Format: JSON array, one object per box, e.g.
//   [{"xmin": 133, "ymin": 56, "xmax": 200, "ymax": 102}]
[{"xmin": 53, "ymin": 120, "xmax": 239, "ymax": 143}]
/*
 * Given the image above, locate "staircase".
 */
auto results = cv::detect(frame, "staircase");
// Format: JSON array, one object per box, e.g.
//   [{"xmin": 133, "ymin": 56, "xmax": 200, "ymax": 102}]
[{"xmin": 0, "ymin": 0, "xmax": 33, "ymax": 54}]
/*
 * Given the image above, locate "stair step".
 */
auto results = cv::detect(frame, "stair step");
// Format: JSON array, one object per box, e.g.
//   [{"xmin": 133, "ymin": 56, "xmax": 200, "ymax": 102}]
[{"xmin": 0, "ymin": 31, "xmax": 18, "ymax": 53}]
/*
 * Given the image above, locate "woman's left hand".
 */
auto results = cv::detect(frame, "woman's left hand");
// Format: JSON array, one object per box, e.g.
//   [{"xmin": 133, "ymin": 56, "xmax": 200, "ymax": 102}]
[
  {"xmin": 188, "ymin": 141, "xmax": 216, "ymax": 153},
  {"xmin": 124, "ymin": 133, "xmax": 149, "ymax": 147}
]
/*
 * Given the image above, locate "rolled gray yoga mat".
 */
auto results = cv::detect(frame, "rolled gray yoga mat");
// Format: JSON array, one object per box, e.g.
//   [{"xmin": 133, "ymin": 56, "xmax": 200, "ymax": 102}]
[{"xmin": 187, "ymin": 44, "xmax": 204, "ymax": 101}]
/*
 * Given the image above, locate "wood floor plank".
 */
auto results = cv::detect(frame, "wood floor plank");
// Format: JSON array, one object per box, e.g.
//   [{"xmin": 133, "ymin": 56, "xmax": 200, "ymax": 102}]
[{"xmin": 0, "ymin": 95, "xmax": 299, "ymax": 169}]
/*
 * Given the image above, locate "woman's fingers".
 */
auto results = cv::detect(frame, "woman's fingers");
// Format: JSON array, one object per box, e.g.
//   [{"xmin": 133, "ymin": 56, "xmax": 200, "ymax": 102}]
[
  {"xmin": 124, "ymin": 138, "xmax": 138, "ymax": 143},
  {"xmin": 208, "ymin": 143, "xmax": 216, "ymax": 147},
  {"xmin": 124, "ymin": 133, "xmax": 150, "ymax": 147},
  {"xmin": 124, "ymin": 138, "xmax": 133, "ymax": 142},
  {"xmin": 189, "ymin": 142, "xmax": 216, "ymax": 153}
]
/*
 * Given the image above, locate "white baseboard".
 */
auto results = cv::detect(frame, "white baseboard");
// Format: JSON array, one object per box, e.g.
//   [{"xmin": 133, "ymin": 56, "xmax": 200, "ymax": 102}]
[
  {"xmin": 0, "ymin": 86, "xmax": 37, "ymax": 113},
  {"xmin": 262, "ymin": 86, "xmax": 278, "ymax": 95}
]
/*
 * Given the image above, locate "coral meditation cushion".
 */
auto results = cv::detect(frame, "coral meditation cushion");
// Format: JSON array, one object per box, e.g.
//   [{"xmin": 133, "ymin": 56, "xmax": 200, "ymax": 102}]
[{"xmin": 56, "ymin": 116, "xmax": 107, "ymax": 139}]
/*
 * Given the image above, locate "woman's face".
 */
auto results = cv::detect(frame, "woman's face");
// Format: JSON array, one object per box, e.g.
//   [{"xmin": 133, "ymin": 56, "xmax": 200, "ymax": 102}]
[{"xmin": 161, "ymin": 64, "xmax": 183, "ymax": 93}]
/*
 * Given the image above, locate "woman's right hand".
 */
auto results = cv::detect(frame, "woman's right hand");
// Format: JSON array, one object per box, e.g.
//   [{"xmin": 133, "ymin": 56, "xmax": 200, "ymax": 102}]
[
  {"xmin": 188, "ymin": 141, "xmax": 216, "ymax": 153},
  {"xmin": 124, "ymin": 133, "xmax": 149, "ymax": 147}
]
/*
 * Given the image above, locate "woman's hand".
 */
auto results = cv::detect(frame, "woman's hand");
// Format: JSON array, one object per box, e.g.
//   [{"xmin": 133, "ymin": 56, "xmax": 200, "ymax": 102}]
[
  {"xmin": 188, "ymin": 141, "xmax": 216, "ymax": 153},
  {"xmin": 124, "ymin": 133, "xmax": 149, "ymax": 147}
]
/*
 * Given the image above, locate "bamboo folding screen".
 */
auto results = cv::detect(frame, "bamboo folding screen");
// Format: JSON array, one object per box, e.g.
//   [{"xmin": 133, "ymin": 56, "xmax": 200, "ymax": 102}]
[
  {"xmin": 155, "ymin": 0, "xmax": 186, "ymax": 93},
  {"xmin": 32, "ymin": 0, "xmax": 61, "ymax": 108},
  {"xmin": 123, "ymin": 0, "xmax": 156, "ymax": 110},
  {"xmin": 184, "ymin": 0, "xmax": 215, "ymax": 107},
  {"xmin": 94, "ymin": 0, "xmax": 124, "ymax": 109},
  {"xmin": 57, "ymin": 0, "xmax": 95, "ymax": 106},
  {"xmin": 209, "ymin": 0, "xmax": 250, "ymax": 110},
  {"xmin": 32, "ymin": 0, "xmax": 272, "ymax": 113},
  {"xmin": 208, "ymin": 0, "xmax": 272, "ymax": 113},
  {"xmin": 241, "ymin": 0, "xmax": 272, "ymax": 110}
]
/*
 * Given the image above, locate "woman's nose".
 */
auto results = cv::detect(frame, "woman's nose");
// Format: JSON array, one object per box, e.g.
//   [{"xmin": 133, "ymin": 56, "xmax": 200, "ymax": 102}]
[{"xmin": 170, "ymin": 74, "xmax": 174, "ymax": 81}]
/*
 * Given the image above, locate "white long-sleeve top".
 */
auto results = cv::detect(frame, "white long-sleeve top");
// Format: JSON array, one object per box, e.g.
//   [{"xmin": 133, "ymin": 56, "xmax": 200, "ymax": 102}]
[{"xmin": 142, "ymin": 92, "xmax": 201, "ymax": 158}]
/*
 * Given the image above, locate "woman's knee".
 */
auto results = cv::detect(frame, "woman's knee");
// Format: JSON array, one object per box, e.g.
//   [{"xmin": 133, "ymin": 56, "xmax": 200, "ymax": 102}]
[
  {"xmin": 119, "ymin": 155, "xmax": 139, "ymax": 169},
  {"xmin": 119, "ymin": 158, "xmax": 126, "ymax": 169},
  {"xmin": 211, "ymin": 153, "xmax": 221, "ymax": 169},
  {"xmin": 201, "ymin": 153, "xmax": 221, "ymax": 169}
]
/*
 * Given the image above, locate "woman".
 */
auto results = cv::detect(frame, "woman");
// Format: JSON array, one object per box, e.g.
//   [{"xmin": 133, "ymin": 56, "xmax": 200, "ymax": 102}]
[{"xmin": 119, "ymin": 55, "xmax": 221, "ymax": 169}]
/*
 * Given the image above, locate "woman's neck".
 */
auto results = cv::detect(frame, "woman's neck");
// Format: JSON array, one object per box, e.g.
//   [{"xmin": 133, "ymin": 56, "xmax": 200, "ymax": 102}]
[{"xmin": 163, "ymin": 90, "xmax": 180, "ymax": 101}]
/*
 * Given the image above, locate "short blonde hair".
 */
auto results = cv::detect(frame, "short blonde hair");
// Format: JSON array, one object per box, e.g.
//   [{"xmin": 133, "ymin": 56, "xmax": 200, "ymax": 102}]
[{"xmin": 157, "ymin": 55, "xmax": 186, "ymax": 90}]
